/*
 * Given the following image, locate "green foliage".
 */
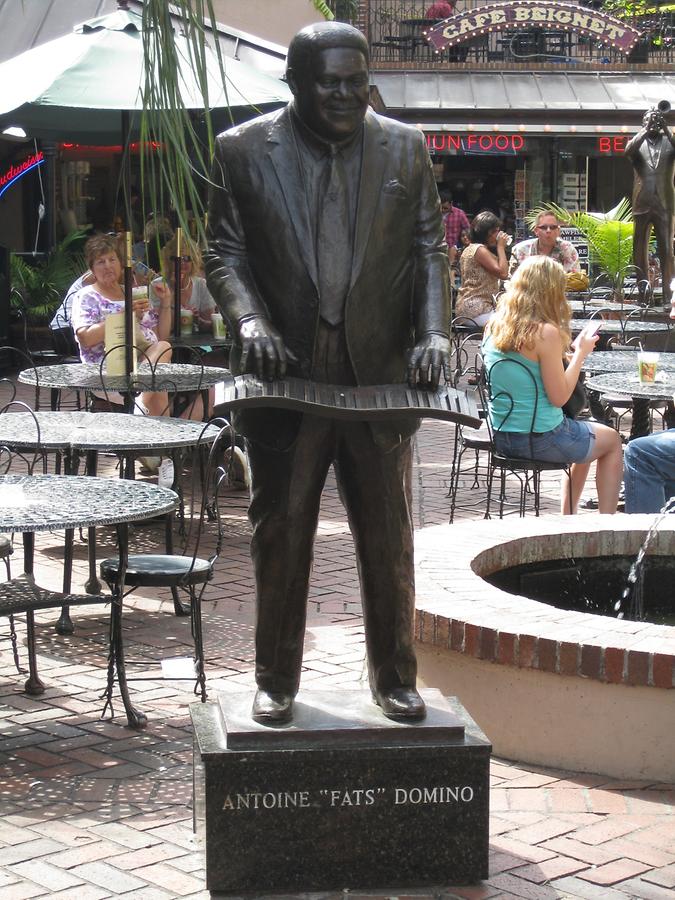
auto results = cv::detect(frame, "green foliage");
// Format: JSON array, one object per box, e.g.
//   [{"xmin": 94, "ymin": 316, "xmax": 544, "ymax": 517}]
[
  {"xmin": 323, "ymin": 0, "xmax": 360, "ymax": 20},
  {"xmin": 137, "ymin": 0, "xmax": 350, "ymax": 244},
  {"xmin": 314, "ymin": 0, "xmax": 336, "ymax": 18},
  {"xmin": 139, "ymin": 0, "xmax": 223, "ymax": 247},
  {"xmin": 527, "ymin": 199, "xmax": 634, "ymax": 293},
  {"xmin": 10, "ymin": 230, "xmax": 87, "ymax": 323}
]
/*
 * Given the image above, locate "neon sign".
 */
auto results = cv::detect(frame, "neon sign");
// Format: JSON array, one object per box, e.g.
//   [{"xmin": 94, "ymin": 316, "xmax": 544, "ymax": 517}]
[
  {"xmin": 425, "ymin": 1, "xmax": 641, "ymax": 54},
  {"xmin": 0, "ymin": 151, "xmax": 44, "ymax": 199},
  {"xmin": 426, "ymin": 133, "xmax": 525, "ymax": 154},
  {"xmin": 598, "ymin": 136, "xmax": 628, "ymax": 154}
]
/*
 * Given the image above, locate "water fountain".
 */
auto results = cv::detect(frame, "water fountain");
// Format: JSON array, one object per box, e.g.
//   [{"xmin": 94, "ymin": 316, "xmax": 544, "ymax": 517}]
[{"xmin": 413, "ymin": 514, "xmax": 675, "ymax": 780}]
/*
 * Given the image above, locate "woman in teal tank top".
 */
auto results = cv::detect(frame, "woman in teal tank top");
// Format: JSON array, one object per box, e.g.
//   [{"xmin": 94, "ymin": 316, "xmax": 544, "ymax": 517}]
[{"xmin": 481, "ymin": 256, "xmax": 622, "ymax": 514}]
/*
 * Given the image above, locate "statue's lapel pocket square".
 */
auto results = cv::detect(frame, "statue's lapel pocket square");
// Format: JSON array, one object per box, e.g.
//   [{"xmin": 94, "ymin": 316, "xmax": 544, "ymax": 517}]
[{"xmin": 383, "ymin": 180, "xmax": 407, "ymax": 198}]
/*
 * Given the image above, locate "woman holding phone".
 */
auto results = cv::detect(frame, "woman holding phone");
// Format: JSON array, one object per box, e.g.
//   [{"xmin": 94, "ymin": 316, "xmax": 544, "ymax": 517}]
[{"xmin": 481, "ymin": 256, "xmax": 623, "ymax": 514}]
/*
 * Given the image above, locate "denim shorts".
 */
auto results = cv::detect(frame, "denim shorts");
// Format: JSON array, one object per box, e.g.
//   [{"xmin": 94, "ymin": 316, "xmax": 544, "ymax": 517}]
[{"xmin": 494, "ymin": 416, "xmax": 595, "ymax": 465}]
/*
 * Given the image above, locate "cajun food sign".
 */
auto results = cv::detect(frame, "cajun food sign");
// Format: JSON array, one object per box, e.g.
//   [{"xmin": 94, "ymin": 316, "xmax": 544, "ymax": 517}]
[{"xmin": 425, "ymin": 0, "xmax": 641, "ymax": 54}]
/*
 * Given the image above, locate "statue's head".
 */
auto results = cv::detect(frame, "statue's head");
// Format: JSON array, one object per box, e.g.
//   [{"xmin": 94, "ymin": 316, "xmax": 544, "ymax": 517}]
[
  {"xmin": 643, "ymin": 107, "xmax": 664, "ymax": 136},
  {"xmin": 286, "ymin": 22, "xmax": 370, "ymax": 143}
]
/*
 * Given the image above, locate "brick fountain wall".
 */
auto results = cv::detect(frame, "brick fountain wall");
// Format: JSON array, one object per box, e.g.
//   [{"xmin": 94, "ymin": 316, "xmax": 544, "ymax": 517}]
[{"xmin": 413, "ymin": 515, "xmax": 675, "ymax": 780}]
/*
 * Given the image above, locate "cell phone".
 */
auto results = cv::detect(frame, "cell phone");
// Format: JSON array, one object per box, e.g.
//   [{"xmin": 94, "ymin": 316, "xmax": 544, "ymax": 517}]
[{"xmin": 584, "ymin": 320, "xmax": 602, "ymax": 337}]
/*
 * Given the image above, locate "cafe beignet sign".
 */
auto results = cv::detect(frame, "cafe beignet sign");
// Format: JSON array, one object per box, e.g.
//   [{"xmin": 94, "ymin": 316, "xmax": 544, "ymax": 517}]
[{"xmin": 425, "ymin": 0, "xmax": 641, "ymax": 54}]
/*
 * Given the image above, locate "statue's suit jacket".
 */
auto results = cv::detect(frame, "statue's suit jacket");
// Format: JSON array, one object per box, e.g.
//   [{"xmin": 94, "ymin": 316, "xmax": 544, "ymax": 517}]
[{"xmin": 205, "ymin": 104, "xmax": 449, "ymax": 451}]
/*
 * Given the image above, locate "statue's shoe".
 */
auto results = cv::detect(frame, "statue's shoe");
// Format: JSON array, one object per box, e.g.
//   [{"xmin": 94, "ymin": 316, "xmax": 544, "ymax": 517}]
[
  {"xmin": 373, "ymin": 686, "xmax": 426, "ymax": 721},
  {"xmin": 251, "ymin": 689, "xmax": 294, "ymax": 724}
]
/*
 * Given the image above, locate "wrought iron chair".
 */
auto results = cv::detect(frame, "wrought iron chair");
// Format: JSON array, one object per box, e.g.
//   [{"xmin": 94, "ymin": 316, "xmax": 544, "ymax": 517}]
[
  {"xmin": 478, "ymin": 358, "xmax": 572, "ymax": 517},
  {"xmin": 447, "ymin": 351, "xmax": 491, "ymax": 522},
  {"xmin": 99, "ymin": 418, "xmax": 236, "ymax": 703},
  {"xmin": 449, "ymin": 315, "xmax": 484, "ymax": 386},
  {"xmin": 0, "ymin": 535, "xmax": 17, "ymax": 671}
]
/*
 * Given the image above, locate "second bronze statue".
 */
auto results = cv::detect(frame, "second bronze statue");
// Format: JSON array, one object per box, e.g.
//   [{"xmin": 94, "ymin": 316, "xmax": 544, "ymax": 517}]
[
  {"xmin": 205, "ymin": 21, "xmax": 451, "ymax": 725},
  {"xmin": 625, "ymin": 101, "xmax": 675, "ymax": 308}
]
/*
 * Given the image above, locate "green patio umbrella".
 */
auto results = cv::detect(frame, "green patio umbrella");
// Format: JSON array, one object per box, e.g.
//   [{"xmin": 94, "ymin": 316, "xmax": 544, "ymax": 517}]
[
  {"xmin": 0, "ymin": 6, "xmax": 291, "ymax": 143},
  {"xmin": 0, "ymin": 6, "xmax": 291, "ymax": 372}
]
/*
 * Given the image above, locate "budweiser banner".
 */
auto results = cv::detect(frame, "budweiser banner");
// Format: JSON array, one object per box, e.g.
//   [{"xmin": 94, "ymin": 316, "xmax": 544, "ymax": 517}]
[{"xmin": 425, "ymin": 1, "xmax": 641, "ymax": 54}]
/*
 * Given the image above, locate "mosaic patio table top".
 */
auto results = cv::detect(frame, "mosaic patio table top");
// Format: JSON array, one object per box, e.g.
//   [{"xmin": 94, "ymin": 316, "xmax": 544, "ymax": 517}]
[
  {"xmin": 0, "ymin": 473, "xmax": 178, "ymax": 533},
  {"xmin": 585, "ymin": 371, "xmax": 675, "ymax": 400},
  {"xmin": 582, "ymin": 351, "xmax": 675, "ymax": 375},
  {"xmin": 0, "ymin": 411, "xmax": 221, "ymax": 453},
  {"xmin": 568, "ymin": 300, "xmax": 641, "ymax": 315},
  {"xmin": 570, "ymin": 318, "xmax": 670, "ymax": 335},
  {"xmin": 18, "ymin": 362, "xmax": 231, "ymax": 393}
]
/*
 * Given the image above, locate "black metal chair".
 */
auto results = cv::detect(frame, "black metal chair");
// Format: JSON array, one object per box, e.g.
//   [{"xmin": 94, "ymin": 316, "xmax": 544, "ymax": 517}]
[
  {"xmin": 99, "ymin": 418, "xmax": 236, "ymax": 703},
  {"xmin": 0, "ymin": 535, "xmax": 18, "ymax": 672},
  {"xmin": 479, "ymin": 358, "xmax": 572, "ymax": 517},
  {"xmin": 449, "ymin": 316, "xmax": 484, "ymax": 386},
  {"xmin": 447, "ymin": 415, "xmax": 492, "ymax": 522}
]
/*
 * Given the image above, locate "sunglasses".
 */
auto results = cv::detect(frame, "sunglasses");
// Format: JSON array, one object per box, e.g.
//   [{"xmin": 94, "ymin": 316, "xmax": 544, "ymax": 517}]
[
  {"xmin": 537, "ymin": 224, "xmax": 559, "ymax": 232},
  {"xmin": 179, "ymin": 255, "xmax": 192, "ymax": 262}
]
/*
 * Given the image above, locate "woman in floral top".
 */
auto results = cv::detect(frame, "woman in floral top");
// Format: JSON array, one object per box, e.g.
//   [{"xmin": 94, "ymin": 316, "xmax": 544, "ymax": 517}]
[{"xmin": 72, "ymin": 234, "xmax": 172, "ymax": 416}]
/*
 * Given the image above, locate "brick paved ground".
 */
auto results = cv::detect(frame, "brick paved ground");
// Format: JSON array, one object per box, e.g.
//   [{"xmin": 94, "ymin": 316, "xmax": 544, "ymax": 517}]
[{"xmin": 0, "ymin": 383, "xmax": 673, "ymax": 899}]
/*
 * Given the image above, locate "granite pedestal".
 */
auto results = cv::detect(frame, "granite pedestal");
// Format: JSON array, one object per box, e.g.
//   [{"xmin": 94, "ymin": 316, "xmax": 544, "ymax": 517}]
[{"xmin": 192, "ymin": 688, "xmax": 490, "ymax": 894}]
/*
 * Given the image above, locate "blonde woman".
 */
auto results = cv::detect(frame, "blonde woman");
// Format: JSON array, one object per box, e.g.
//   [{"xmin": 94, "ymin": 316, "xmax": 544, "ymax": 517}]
[
  {"xmin": 150, "ymin": 235, "xmax": 216, "ymax": 332},
  {"xmin": 481, "ymin": 255, "xmax": 622, "ymax": 514}
]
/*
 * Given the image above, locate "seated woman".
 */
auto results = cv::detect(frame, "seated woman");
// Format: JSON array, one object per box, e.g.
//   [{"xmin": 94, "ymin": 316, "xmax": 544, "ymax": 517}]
[
  {"xmin": 72, "ymin": 233, "xmax": 172, "ymax": 417},
  {"xmin": 455, "ymin": 211, "xmax": 509, "ymax": 327},
  {"xmin": 481, "ymin": 255, "xmax": 623, "ymax": 515},
  {"xmin": 150, "ymin": 235, "xmax": 216, "ymax": 333}
]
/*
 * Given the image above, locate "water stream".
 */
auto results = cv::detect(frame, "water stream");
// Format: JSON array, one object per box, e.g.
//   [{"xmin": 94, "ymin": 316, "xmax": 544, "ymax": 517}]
[{"xmin": 614, "ymin": 496, "xmax": 675, "ymax": 621}]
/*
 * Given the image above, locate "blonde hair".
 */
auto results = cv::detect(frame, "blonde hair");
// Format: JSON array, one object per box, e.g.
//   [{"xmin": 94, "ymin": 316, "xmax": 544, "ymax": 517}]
[
  {"xmin": 485, "ymin": 255, "xmax": 570, "ymax": 353},
  {"xmin": 161, "ymin": 235, "xmax": 203, "ymax": 283}
]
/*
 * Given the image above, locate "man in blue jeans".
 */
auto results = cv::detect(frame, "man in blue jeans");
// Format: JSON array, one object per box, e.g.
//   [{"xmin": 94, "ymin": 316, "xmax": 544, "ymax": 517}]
[{"xmin": 624, "ymin": 429, "xmax": 675, "ymax": 513}]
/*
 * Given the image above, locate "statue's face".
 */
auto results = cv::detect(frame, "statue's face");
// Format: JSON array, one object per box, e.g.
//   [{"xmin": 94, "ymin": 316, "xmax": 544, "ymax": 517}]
[
  {"xmin": 644, "ymin": 110, "xmax": 662, "ymax": 135},
  {"xmin": 292, "ymin": 47, "xmax": 369, "ymax": 142}
]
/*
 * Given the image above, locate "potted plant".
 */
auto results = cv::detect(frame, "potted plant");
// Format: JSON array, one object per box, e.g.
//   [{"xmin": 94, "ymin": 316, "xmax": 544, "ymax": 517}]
[
  {"xmin": 9, "ymin": 230, "xmax": 87, "ymax": 343},
  {"xmin": 527, "ymin": 199, "xmax": 634, "ymax": 300}
]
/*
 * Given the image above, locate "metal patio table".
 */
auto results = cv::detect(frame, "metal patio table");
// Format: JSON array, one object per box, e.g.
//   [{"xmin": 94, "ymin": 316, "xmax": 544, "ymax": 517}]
[
  {"xmin": 18, "ymin": 362, "xmax": 231, "ymax": 416},
  {"xmin": 169, "ymin": 332, "xmax": 231, "ymax": 349},
  {"xmin": 0, "ymin": 473, "xmax": 177, "ymax": 729},
  {"xmin": 0, "ymin": 412, "xmax": 220, "ymax": 610},
  {"xmin": 585, "ymin": 371, "xmax": 675, "ymax": 440},
  {"xmin": 581, "ymin": 351, "xmax": 675, "ymax": 375}
]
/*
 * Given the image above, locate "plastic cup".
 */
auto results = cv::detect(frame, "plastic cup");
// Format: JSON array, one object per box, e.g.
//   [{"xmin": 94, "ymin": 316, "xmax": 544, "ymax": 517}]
[
  {"xmin": 180, "ymin": 308, "xmax": 194, "ymax": 336},
  {"xmin": 638, "ymin": 351, "xmax": 659, "ymax": 383},
  {"xmin": 211, "ymin": 312, "xmax": 226, "ymax": 339}
]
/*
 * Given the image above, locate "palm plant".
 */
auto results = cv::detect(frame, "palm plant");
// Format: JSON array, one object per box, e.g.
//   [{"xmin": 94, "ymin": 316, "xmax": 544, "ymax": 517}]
[
  {"xmin": 10, "ymin": 230, "xmax": 87, "ymax": 323},
  {"xmin": 527, "ymin": 199, "xmax": 634, "ymax": 299}
]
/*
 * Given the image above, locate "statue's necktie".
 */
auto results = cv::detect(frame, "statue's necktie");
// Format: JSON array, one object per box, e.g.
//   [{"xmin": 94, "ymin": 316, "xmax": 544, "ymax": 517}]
[{"xmin": 316, "ymin": 146, "xmax": 351, "ymax": 326}]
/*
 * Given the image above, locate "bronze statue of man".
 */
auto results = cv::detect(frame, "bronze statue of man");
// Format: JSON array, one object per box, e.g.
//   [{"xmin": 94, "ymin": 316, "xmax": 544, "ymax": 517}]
[
  {"xmin": 205, "ymin": 22, "xmax": 450, "ymax": 725},
  {"xmin": 625, "ymin": 104, "xmax": 675, "ymax": 308}
]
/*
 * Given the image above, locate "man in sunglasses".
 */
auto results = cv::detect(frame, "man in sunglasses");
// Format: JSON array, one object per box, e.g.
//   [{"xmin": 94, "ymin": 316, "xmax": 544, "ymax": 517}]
[{"xmin": 508, "ymin": 211, "xmax": 580, "ymax": 277}]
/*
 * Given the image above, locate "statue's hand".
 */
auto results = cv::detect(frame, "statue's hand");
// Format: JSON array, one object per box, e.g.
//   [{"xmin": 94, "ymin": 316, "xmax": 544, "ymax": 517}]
[
  {"xmin": 238, "ymin": 316, "xmax": 295, "ymax": 380},
  {"xmin": 407, "ymin": 333, "xmax": 451, "ymax": 391}
]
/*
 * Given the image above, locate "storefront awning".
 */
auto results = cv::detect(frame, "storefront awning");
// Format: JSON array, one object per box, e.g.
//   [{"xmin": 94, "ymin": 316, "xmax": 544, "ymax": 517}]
[{"xmin": 373, "ymin": 71, "xmax": 673, "ymax": 123}]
